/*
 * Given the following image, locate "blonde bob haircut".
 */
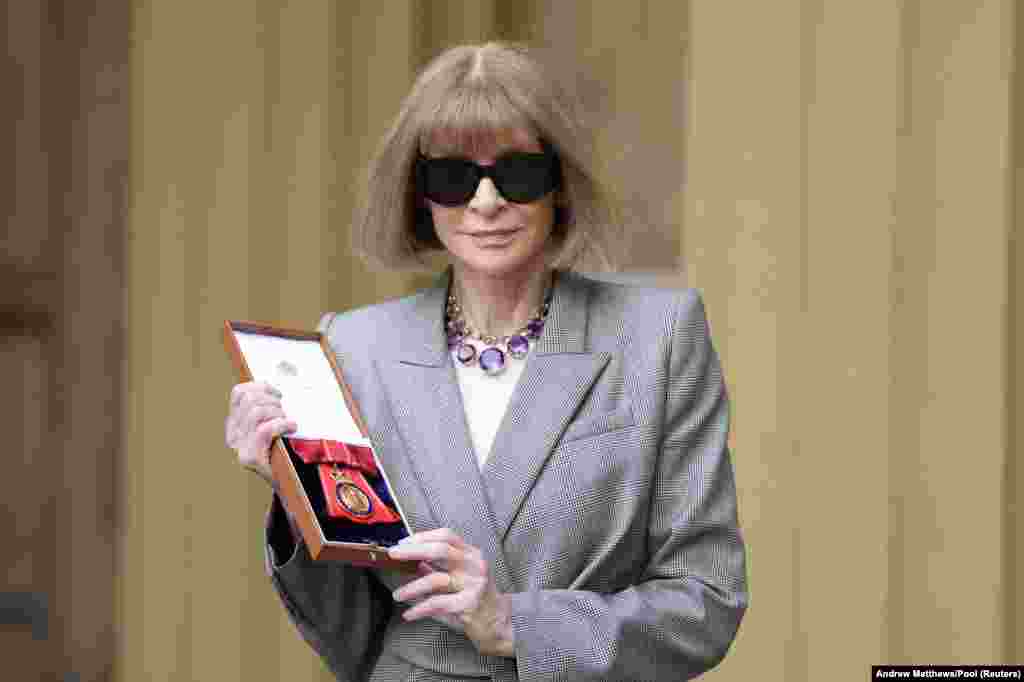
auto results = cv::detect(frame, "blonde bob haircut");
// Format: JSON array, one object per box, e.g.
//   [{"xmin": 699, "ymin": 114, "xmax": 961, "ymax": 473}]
[{"xmin": 352, "ymin": 42, "xmax": 621, "ymax": 273}]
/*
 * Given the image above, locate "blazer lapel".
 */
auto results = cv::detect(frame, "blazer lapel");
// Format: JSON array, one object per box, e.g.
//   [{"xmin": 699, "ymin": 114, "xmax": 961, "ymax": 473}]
[
  {"xmin": 480, "ymin": 271, "xmax": 609, "ymax": 542},
  {"xmin": 375, "ymin": 269, "xmax": 607, "ymax": 589},
  {"xmin": 374, "ymin": 269, "xmax": 517, "ymax": 592}
]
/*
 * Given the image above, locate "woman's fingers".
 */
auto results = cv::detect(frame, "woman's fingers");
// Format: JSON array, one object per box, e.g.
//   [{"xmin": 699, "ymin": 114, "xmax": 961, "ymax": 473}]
[
  {"xmin": 406, "ymin": 527, "xmax": 470, "ymax": 549},
  {"xmin": 241, "ymin": 403, "xmax": 288, "ymax": 440},
  {"xmin": 389, "ymin": 540, "xmax": 460, "ymax": 566},
  {"xmin": 230, "ymin": 380, "xmax": 280, "ymax": 407},
  {"xmin": 227, "ymin": 383, "xmax": 281, "ymax": 433},
  {"xmin": 229, "ymin": 383, "xmax": 282, "ymax": 427},
  {"xmin": 244, "ymin": 415, "xmax": 296, "ymax": 457},
  {"xmin": 240, "ymin": 417, "xmax": 296, "ymax": 482},
  {"xmin": 393, "ymin": 570, "xmax": 455, "ymax": 603},
  {"xmin": 391, "ymin": 563, "xmax": 478, "ymax": 621},
  {"xmin": 385, "ymin": 529, "xmax": 506, "ymax": 642},
  {"xmin": 229, "ymin": 382, "xmax": 250, "ymax": 408},
  {"xmin": 238, "ymin": 394, "xmax": 284, "ymax": 423},
  {"xmin": 227, "ymin": 381, "xmax": 294, "ymax": 485},
  {"xmin": 227, "ymin": 401, "xmax": 283, "ymax": 449},
  {"xmin": 408, "ymin": 528, "xmax": 460, "ymax": 542},
  {"xmin": 401, "ymin": 592, "xmax": 468, "ymax": 622},
  {"xmin": 254, "ymin": 416, "xmax": 297, "ymax": 445}
]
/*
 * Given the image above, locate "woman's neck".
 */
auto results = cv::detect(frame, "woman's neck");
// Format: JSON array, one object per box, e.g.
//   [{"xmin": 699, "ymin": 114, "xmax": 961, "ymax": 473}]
[{"xmin": 451, "ymin": 265, "xmax": 553, "ymax": 339}]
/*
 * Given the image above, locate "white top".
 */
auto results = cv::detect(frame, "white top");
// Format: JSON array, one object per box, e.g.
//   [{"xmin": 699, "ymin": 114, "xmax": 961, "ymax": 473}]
[{"xmin": 452, "ymin": 339, "xmax": 531, "ymax": 468}]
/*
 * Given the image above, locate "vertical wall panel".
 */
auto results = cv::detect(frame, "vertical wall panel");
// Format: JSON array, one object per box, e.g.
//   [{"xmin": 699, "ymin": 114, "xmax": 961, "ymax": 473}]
[
  {"xmin": 122, "ymin": 5, "xmax": 196, "ymax": 677},
  {"xmin": 686, "ymin": 0, "xmax": 1017, "ymax": 677},
  {"xmin": 0, "ymin": 336, "xmax": 56, "ymax": 680},
  {"xmin": 1010, "ymin": 0, "xmax": 1024, "ymax": 661},
  {"xmin": 682, "ymin": 2, "xmax": 805, "ymax": 680},
  {"xmin": 2, "ymin": 1, "xmax": 49, "ymax": 267},
  {"xmin": 57, "ymin": 2, "xmax": 129, "ymax": 677},
  {"xmin": 414, "ymin": 0, "xmax": 498, "ymax": 65},
  {"xmin": 124, "ymin": 1, "xmax": 346, "ymax": 680},
  {"xmin": 261, "ymin": 3, "xmax": 338, "ymax": 679},
  {"xmin": 331, "ymin": 1, "xmax": 425, "ymax": 305},
  {"xmin": 800, "ymin": 0, "xmax": 902, "ymax": 672},
  {"xmin": 893, "ymin": 0, "xmax": 1012, "ymax": 662}
]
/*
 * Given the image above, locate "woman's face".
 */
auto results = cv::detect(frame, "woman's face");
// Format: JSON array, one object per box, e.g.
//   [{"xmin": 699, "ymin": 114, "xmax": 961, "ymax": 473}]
[{"xmin": 422, "ymin": 127, "xmax": 556, "ymax": 281}]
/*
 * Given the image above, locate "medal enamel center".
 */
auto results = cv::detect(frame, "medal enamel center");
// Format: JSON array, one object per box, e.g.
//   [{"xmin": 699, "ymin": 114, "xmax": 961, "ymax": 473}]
[{"xmin": 332, "ymin": 469, "xmax": 372, "ymax": 516}]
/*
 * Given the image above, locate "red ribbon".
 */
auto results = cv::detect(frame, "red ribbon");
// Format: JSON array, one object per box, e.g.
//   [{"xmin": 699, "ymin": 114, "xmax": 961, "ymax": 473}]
[
  {"xmin": 287, "ymin": 438, "xmax": 401, "ymax": 525},
  {"xmin": 289, "ymin": 438, "xmax": 379, "ymax": 474}
]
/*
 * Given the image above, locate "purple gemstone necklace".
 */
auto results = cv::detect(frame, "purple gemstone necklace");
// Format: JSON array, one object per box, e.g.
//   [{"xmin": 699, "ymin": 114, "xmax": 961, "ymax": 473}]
[{"xmin": 445, "ymin": 275, "xmax": 554, "ymax": 377}]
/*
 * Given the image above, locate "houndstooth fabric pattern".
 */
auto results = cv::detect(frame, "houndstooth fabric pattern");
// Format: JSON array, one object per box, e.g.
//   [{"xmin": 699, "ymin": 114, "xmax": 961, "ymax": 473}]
[{"xmin": 264, "ymin": 269, "xmax": 748, "ymax": 681}]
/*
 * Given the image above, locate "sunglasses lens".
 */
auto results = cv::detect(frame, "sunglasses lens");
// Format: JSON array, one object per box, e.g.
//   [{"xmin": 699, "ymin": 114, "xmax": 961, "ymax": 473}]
[
  {"xmin": 492, "ymin": 153, "xmax": 558, "ymax": 203},
  {"xmin": 420, "ymin": 158, "xmax": 478, "ymax": 206}
]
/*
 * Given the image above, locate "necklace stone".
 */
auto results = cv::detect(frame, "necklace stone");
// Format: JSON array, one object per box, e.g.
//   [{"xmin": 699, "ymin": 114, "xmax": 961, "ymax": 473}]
[{"xmin": 445, "ymin": 279, "xmax": 553, "ymax": 376}]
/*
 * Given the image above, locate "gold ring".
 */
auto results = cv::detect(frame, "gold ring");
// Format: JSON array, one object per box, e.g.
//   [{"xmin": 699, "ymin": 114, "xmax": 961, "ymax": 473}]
[{"xmin": 447, "ymin": 573, "xmax": 464, "ymax": 593}]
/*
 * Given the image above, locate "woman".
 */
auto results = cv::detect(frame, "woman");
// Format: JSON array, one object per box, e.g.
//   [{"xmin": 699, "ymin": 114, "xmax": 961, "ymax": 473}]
[{"xmin": 225, "ymin": 42, "xmax": 747, "ymax": 681}]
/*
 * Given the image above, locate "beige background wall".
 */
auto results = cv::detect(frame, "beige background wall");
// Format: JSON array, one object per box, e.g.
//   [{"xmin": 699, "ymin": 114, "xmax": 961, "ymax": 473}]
[
  {"xmin": 684, "ymin": 1, "xmax": 1020, "ymax": 675},
  {"xmin": 3, "ymin": 1, "xmax": 127, "ymax": 679},
  {"xmin": 116, "ymin": 1, "xmax": 1020, "ymax": 681}
]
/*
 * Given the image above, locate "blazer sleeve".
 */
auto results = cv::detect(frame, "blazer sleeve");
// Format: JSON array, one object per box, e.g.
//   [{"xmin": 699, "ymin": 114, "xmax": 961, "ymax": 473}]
[
  {"xmin": 505, "ymin": 290, "xmax": 749, "ymax": 681},
  {"xmin": 264, "ymin": 497, "xmax": 394, "ymax": 682},
  {"xmin": 263, "ymin": 311, "xmax": 394, "ymax": 682}
]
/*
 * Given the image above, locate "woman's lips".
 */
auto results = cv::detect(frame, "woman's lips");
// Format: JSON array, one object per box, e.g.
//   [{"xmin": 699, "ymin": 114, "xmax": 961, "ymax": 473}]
[
  {"xmin": 465, "ymin": 228, "xmax": 521, "ymax": 246},
  {"xmin": 466, "ymin": 228, "xmax": 519, "ymax": 236}
]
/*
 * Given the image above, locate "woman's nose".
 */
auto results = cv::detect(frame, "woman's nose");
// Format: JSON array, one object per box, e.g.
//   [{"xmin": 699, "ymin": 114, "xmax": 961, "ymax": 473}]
[{"xmin": 468, "ymin": 176, "xmax": 506, "ymax": 213}]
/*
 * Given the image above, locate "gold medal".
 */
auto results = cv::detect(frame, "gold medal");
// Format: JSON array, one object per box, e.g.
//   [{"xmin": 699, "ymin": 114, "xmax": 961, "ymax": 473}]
[{"xmin": 331, "ymin": 468, "xmax": 372, "ymax": 516}]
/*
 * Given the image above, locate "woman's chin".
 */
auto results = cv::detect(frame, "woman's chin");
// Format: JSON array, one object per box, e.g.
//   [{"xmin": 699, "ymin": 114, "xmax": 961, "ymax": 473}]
[{"xmin": 450, "ymin": 250, "xmax": 546, "ymax": 280}]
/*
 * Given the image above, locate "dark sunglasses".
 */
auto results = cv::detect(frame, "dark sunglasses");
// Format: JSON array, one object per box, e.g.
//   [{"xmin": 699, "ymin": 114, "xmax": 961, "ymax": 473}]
[{"xmin": 416, "ymin": 143, "xmax": 561, "ymax": 206}]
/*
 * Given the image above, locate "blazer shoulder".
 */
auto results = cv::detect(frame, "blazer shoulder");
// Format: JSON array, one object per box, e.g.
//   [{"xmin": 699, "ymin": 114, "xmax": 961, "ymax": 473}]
[
  {"xmin": 571, "ymin": 271, "xmax": 706, "ymax": 333},
  {"xmin": 315, "ymin": 288, "xmax": 431, "ymax": 350}
]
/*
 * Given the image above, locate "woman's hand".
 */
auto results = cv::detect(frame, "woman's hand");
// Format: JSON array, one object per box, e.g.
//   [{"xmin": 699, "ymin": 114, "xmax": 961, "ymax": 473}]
[
  {"xmin": 224, "ymin": 380, "xmax": 297, "ymax": 486},
  {"xmin": 388, "ymin": 528, "xmax": 516, "ymax": 658}
]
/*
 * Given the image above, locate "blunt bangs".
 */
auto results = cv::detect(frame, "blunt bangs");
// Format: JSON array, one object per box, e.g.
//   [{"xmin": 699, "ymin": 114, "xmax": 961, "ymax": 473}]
[{"xmin": 418, "ymin": 86, "xmax": 534, "ymax": 158}]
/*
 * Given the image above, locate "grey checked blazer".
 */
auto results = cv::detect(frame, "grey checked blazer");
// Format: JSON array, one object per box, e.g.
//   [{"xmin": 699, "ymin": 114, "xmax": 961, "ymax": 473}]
[{"xmin": 264, "ymin": 269, "xmax": 748, "ymax": 682}]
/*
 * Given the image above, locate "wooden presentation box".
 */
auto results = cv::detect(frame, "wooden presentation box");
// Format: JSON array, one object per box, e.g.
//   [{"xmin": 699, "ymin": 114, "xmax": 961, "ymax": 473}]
[{"xmin": 223, "ymin": 320, "xmax": 417, "ymax": 571}]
